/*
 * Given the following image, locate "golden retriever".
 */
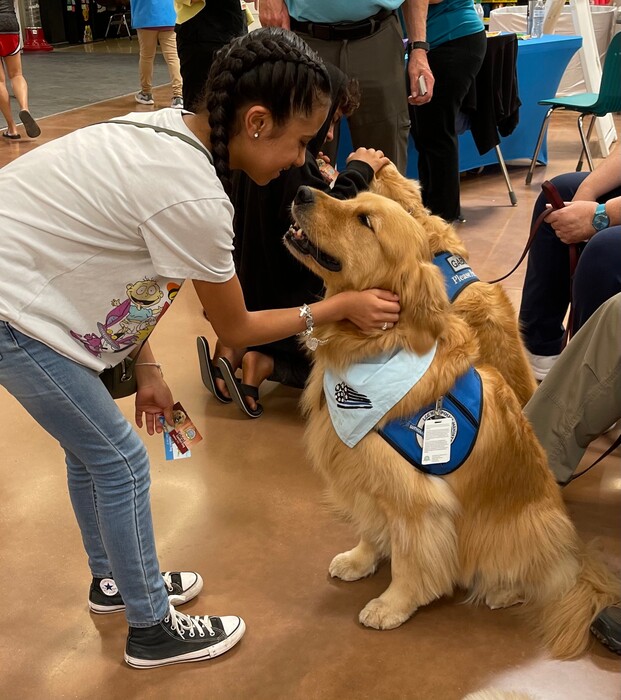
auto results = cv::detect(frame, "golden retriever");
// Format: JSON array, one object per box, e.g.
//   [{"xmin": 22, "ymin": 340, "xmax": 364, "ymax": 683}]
[
  {"xmin": 370, "ymin": 163, "xmax": 537, "ymax": 407},
  {"xmin": 284, "ymin": 186, "xmax": 619, "ymax": 659}
]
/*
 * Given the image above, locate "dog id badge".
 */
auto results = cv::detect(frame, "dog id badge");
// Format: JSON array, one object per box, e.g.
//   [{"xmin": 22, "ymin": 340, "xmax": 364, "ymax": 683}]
[
  {"xmin": 160, "ymin": 402, "xmax": 202, "ymax": 460},
  {"xmin": 421, "ymin": 416, "xmax": 452, "ymax": 465}
]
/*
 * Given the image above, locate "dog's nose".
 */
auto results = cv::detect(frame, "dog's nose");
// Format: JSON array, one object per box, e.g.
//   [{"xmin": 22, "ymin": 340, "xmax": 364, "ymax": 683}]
[{"xmin": 295, "ymin": 186, "xmax": 314, "ymax": 205}]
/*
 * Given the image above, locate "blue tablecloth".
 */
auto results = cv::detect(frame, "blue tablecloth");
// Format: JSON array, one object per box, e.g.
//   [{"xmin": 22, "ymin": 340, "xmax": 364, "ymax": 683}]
[{"xmin": 337, "ymin": 34, "xmax": 582, "ymax": 176}]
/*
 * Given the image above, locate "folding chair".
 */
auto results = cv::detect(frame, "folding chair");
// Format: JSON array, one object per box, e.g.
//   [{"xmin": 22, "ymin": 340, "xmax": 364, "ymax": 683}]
[{"xmin": 525, "ymin": 31, "xmax": 621, "ymax": 185}]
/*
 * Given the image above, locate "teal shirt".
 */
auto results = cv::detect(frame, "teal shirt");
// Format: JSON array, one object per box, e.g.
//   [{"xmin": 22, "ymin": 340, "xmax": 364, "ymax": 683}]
[
  {"xmin": 427, "ymin": 0, "xmax": 484, "ymax": 50},
  {"xmin": 130, "ymin": 0, "xmax": 176, "ymax": 29},
  {"xmin": 286, "ymin": 0, "xmax": 402, "ymax": 23}
]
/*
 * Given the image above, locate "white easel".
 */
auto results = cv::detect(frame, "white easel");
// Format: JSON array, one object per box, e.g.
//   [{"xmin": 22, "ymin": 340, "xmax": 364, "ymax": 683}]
[{"xmin": 544, "ymin": 0, "xmax": 617, "ymax": 157}]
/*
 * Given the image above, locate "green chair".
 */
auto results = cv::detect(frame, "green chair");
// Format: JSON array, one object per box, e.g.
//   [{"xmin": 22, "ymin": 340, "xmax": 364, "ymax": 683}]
[{"xmin": 525, "ymin": 31, "xmax": 621, "ymax": 185}]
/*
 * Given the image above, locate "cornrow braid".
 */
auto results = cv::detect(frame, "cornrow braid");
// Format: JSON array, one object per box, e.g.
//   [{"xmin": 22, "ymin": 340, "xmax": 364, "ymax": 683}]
[{"xmin": 205, "ymin": 27, "xmax": 331, "ymax": 194}]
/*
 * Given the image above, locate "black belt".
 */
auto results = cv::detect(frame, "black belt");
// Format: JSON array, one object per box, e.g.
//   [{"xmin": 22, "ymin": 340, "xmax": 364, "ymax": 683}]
[{"xmin": 290, "ymin": 8, "xmax": 395, "ymax": 42}]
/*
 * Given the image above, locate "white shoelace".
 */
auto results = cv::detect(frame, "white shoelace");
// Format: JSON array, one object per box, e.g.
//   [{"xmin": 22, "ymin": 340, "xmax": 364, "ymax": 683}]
[
  {"xmin": 162, "ymin": 572, "xmax": 177, "ymax": 593},
  {"xmin": 165, "ymin": 603, "xmax": 216, "ymax": 639}
]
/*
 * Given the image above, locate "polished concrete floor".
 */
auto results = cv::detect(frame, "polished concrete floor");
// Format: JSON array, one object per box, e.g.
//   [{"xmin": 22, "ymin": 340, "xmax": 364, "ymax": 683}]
[{"xmin": 0, "ymin": 47, "xmax": 620, "ymax": 700}]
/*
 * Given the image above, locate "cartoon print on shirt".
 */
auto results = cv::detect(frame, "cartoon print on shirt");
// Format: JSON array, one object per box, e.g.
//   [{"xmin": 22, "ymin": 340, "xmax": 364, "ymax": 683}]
[{"xmin": 69, "ymin": 278, "xmax": 168, "ymax": 357}]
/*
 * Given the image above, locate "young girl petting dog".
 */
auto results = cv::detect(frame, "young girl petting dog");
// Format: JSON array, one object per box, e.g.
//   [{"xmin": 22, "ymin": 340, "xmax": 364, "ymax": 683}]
[
  {"xmin": 0, "ymin": 29, "xmax": 399, "ymax": 670},
  {"xmin": 198, "ymin": 58, "xmax": 389, "ymax": 417}
]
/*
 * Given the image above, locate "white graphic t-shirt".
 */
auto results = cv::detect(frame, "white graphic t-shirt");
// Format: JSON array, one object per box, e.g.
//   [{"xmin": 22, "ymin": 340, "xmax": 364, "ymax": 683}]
[{"xmin": 0, "ymin": 109, "xmax": 235, "ymax": 371}]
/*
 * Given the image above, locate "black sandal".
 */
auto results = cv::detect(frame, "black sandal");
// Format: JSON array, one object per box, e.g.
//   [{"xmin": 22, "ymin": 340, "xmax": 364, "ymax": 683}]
[
  {"xmin": 18, "ymin": 110, "xmax": 41, "ymax": 139},
  {"xmin": 217, "ymin": 357, "xmax": 263, "ymax": 418},
  {"xmin": 196, "ymin": 336, "xmax": 232, "ymax": 404}
]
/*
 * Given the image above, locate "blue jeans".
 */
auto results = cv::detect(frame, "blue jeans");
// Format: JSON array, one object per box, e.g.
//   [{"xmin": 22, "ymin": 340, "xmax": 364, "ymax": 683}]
[{"xmin": 0, "ymin": 322, "xmax": 168, "ymax": 627}]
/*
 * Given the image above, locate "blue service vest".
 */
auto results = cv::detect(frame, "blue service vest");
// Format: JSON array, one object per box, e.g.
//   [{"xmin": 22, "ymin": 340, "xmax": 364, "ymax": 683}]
[
  {"xmin": 377, "ymin": 367, "xmax": 483, "ymax": 476},
  {"xmin": 432, "ymin": 252, "xmax": 479, "ymax": 302}
]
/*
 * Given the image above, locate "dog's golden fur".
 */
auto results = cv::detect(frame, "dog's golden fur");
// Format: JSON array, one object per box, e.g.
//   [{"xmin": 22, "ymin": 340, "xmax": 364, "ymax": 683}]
[
  {"xmin": 285, "ymin": 188, "xmax": 619, "ymax": 659},
  {"xmin": 370, "ymin": 164, "xmax": 537, "ymax": 407}
]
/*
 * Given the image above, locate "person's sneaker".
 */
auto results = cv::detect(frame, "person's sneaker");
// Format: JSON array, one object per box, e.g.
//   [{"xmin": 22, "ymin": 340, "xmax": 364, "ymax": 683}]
[
  {"xmin": 135, "ymin": 91, "xmax": 154, "ymax": 105},
  {"xmin": 89, "ymin": 571, "xmax": 203, "ymax": 614},
  {"xmin": 526, "ymin": 350, "xmax": 560, "ymax": 381},
  {"xmin": 124, "ymin": 602, "xmax": 246, "ymax": 668},
  {"xmin": 171, "ymin": 96, "xmax": 184, "ymax": 109},
  {"xmin": 590, "ymin": 603, "xmax": 621, "ymax": 654}
]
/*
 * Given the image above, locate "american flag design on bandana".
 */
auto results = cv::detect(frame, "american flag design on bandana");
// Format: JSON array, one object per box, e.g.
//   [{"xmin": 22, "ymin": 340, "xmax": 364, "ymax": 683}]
[{"xmin": 334, "ymin": 382, "xmax": 373, "ymax": 409}]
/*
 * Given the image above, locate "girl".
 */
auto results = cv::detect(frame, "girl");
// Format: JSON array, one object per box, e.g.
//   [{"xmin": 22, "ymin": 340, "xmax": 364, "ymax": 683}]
[{"xmin": 0, "ymin": 28, "xmax": 398, "ymax": 669}]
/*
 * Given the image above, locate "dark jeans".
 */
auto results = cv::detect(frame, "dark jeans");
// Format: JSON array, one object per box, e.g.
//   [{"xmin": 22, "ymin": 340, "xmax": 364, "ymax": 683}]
[
  {"xmin": 519, "ymin": 172, "xmax": 621, "ymax": 356},
  {"xmin": 409, "ymin": 30, "xmax": 487, "ymax": 221}
]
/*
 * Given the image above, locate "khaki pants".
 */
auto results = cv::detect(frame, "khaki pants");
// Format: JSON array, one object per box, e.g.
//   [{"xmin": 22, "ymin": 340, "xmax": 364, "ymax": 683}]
[
  {"xmin": 299, "ymin": 14, "xmax": 410, "ymax": 175},
  {"xmin": 136, "ymin": 29, "xmax": 182, "ymax": 97},
  {"xmin": 524, "ymin": 293, "xmax": 621, "ymax": 484}
]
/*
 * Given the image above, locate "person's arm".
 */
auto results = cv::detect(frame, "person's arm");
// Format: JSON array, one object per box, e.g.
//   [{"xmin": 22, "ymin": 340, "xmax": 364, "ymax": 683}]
[
  {"xmin": 132, "ymin": 341, "xmax": 176, "ymax": 435},
  {"xmin": 402, "ymin": 0, "xmax": 435, "ymax": 105},
  {"xmin": 193, "ymin": 275, "xmax": 400, "ymax": 348},
  {"xmin": 544, "ymin": 151, "xmax": 621, "ymax": 244},
  {"xmin": 258, "ymin": 0, "xmax": 290, "ymax": 29},
  {"xmin": 315, "ymin": 148, "xmax": 390, "ymax": 200}
]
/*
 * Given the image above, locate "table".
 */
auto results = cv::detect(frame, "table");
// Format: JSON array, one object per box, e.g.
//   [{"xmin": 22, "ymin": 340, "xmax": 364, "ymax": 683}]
[{"xmin": 336, "ymin": 34, "xmax": 583, "ymax": 177}]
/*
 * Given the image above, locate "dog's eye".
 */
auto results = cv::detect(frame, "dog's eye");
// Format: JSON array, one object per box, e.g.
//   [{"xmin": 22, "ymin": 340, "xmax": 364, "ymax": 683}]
[{"xmin": 358, "ymin": 213, "xmax": 373, "ymax": 230}]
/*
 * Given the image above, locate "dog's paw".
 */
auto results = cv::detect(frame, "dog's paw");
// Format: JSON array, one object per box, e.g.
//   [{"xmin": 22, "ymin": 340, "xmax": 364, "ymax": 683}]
[
  {"xmin": 359, "ymin": 598, "xmax": 410, "ymax": 630},
  {"xmin": 329, "ymin": 551, "xmax": 377, "ymax": 581}
]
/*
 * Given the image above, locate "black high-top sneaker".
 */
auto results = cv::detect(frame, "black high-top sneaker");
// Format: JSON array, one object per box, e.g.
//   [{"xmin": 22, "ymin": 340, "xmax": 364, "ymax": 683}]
[
  {"xmin": 89, "ymin": 571, "xmax": 203, "ymax": 614},
  {"xmin": 125, "ymin": 603, "xmax": 246, "ymax": 668}
]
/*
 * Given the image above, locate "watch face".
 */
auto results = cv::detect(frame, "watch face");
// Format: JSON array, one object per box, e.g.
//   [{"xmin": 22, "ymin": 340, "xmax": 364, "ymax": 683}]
[{"xmin": 593, "ymin": 213, "xmax": 610, "ymax": 231}]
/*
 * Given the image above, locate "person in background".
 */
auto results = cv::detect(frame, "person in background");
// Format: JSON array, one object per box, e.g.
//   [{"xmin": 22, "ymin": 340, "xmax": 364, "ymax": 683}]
[
  {"xmin": 175, "ymin": 0, "xmax": 248, "ymax": 113},
  {"xmin": 0, "ymin": 28, "xmax": 399, "ymax": 669},
  {"xmin": 131, "ymin": 0, "xmax": 184, "ymax": 108},
  {"xmin": 199, "ymin": 62, "xmax": 390, "ymax": 417},
  {"xmin": 0, "ymin": 0, "xmax": 40, "ymax": 140},
  {"xmin": 519, "ymin": 149, "xmax": 621, "ymax": 380},
  {"xmin": 259, "ymin": 0, "xmax": 411, "ymax": 174},
  {"xmin": 403, "ymin": 0, "xmax": 486, "ymax": 222},
  {"xmin": 524, "ymin": 292, "xmax": 621, "ymax": 655}
]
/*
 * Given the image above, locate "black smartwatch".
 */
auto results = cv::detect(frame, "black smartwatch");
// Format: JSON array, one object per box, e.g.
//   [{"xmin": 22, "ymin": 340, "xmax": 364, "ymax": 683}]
[
  {"xmin": 407, "ymin": 40, "xmax": 430, "ymax": 53},
  {"xmin": 592, "ymin": 203, "xmax": 610, "ymax": 231}
]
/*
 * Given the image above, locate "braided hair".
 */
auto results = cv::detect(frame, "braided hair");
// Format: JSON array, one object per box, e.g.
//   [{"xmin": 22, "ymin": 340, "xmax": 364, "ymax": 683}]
[{"xmin": 205, "ymin": 28, "xmax": 331, "ymax": 194}]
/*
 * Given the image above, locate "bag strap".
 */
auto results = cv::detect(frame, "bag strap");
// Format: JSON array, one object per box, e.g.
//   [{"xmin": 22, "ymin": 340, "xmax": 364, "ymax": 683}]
[{"xmin": 103, "ymin": 119, "xmax": 214, "ymax": 164}]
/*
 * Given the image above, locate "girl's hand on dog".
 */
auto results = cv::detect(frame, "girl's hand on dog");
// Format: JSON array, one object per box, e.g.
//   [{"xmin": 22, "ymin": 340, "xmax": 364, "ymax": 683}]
[
  {"xmin": 338, "ymin": 289, "xmax": 400, "ymax": 333},
  {"xmin": 346, "ymin": 148, "xmax": 391, "ymax": 174}
]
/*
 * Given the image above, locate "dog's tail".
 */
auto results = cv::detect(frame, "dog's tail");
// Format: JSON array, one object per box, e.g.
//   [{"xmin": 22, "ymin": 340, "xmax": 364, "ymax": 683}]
[{"xmin": 527, "ymin": 544, "xmax": 620, "ymax": 659}]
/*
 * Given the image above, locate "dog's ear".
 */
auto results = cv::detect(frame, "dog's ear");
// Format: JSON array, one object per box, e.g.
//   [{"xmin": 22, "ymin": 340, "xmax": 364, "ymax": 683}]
[
  {"xmin": 373, "ymin": 163, "xmax": 424, "ymax": 211},
  {"xmin": 394, "ymin": 253, "xmax": 449, "ymax": 354}
]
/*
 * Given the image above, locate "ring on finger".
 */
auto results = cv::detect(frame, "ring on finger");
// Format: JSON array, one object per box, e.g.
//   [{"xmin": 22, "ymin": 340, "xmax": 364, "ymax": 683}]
[{"xmin": 382, "ymin": 322, "xmax": 389, "ymax": 331}]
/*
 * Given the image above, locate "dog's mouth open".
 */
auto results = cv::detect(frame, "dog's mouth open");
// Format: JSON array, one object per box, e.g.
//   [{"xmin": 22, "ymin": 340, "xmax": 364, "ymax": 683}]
[{"xmin": 284, "ymin": 223, "xmax": 342, "ymax": 272}]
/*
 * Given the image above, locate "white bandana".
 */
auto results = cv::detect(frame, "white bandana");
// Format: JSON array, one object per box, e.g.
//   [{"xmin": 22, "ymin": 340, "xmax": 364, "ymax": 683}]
[{"xmin": 324, "ymin": 344, "xmax": 437, "ymax": 448}]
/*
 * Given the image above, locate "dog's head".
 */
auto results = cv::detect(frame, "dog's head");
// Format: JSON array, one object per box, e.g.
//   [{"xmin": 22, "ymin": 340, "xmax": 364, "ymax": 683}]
[
  {"xmin": 371, "ymin": 163, "xmax": 469, "ymax": 259},
  {"xmin": 285, "ymin": 185, "xmax": 449, "ymax": 354}
]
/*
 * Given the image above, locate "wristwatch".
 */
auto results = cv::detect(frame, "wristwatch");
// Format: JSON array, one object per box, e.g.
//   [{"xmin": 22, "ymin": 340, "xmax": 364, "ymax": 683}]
[
  {"xmin": 407, "ymin": 40, "xmax": 430, "ymax": 53},
  {"xmin": 592, "ymin": 203, "xmax": 610, "ymax": 231}
]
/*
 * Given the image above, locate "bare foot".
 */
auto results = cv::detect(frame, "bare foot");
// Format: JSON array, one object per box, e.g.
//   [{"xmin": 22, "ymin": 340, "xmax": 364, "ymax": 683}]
[
  {"xmin": 241, "ymin": 351, "xmax": 274, "ymax": 411},
  {"xmin": 214, "ymin": 342, "xmax": 246, "ymax": 399}
]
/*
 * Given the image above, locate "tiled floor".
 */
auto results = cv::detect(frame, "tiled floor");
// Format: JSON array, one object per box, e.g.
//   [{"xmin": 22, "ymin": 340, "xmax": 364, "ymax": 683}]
[{"xmin": 0, "ymin": 44, "xmax": 619, "ymax": 700}]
